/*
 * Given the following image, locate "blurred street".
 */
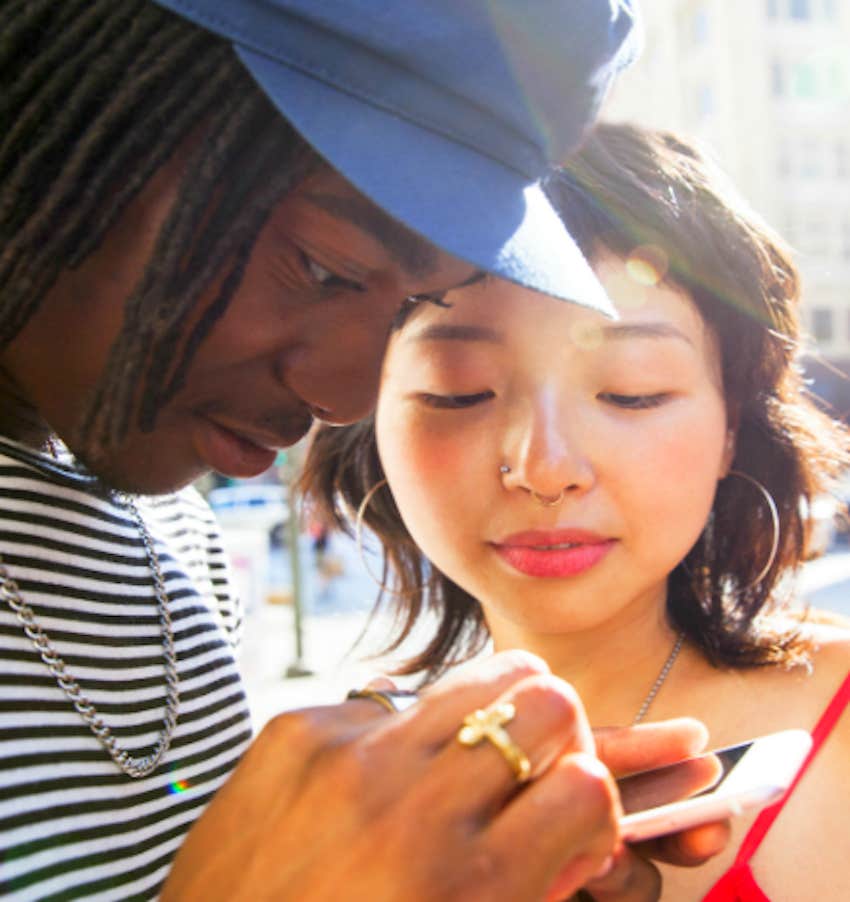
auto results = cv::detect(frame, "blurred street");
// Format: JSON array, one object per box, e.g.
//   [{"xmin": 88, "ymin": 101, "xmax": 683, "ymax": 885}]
[
  {"xmin": 236, "ymin": 526, "xmax": 850, "ymax": 733},
  {"xmin": 795, "ymin": 548, "xmax": 850, "ymax": 616},
  {"xmin": 237, "ymin": 526, "xmax": 444, "ymax": 731}
]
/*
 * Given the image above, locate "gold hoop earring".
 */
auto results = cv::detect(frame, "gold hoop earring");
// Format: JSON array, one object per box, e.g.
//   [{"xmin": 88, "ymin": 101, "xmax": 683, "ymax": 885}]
[
  {"xmin": 723, "ymin": 469, "xmax": 780, "ymax": 590},
  {"xmin": 354, "ymin": 479, "xmax": 415, "ymax": 597}
]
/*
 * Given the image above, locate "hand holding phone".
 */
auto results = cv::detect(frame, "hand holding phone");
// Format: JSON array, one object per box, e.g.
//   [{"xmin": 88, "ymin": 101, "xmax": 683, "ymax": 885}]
[{"xmin": 617, "ymin": 728, "xmax": 812, "ymax": 842}]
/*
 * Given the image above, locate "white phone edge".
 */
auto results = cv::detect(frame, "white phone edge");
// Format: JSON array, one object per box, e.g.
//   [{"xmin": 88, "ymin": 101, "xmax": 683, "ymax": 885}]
[{"xmin": 618, "ymin": 728, "xmax": 813, "ymax": 843}]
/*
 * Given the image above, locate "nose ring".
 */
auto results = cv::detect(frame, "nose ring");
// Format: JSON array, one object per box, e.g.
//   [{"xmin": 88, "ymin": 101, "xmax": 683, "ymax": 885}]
[
  {"xmin": 500, "ymin": 465, "xmax": 567, "ymax": 507},
  {"xmin": 531, "ymin": 489, "xmax": 566, "ymax": 507}
]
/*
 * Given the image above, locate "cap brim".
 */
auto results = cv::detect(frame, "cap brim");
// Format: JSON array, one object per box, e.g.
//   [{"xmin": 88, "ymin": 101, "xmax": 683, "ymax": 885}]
[{"xmin": 237, "ymin": 46, "xmax": 615, "ymax": 317}]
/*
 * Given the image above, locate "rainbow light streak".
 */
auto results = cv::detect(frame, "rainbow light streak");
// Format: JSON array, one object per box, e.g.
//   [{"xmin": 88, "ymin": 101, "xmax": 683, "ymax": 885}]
[{"xmin": 168, "ymin": 778, "xmax": 191, "ymax": 795}]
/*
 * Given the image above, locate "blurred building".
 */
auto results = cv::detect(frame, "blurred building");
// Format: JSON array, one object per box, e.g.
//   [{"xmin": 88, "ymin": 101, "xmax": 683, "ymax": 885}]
[{"xmin": 603, "ymin": 0, "xmax": 850, "ymax": 415}]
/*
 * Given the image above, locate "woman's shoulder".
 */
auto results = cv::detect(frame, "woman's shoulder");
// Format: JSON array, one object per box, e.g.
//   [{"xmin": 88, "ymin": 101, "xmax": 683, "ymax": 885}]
[
  {"xmin": 702, "ymin": 612, "xmax": 850, "ymax": 742},
  {"xmin": 762, "ymin": 603, "xmax": 849, "ymax": 651},
  {"xmin": 804, "ymin": 618, "xmax": 850, "ymax": 730},
  {"xmin": 743, "ymin": 617, "xmax": 850, "ymax": 899},
  {"xmin": 787, "ymin": 604, "xmax": 850, "ymax": 632},
  {"xmin": 777, "ymin": 607, "xmax": 850, "ymax": 685},
  {"xmin": 805, "ymin": 616, "xmax": 850, "ymax": 720},
  {"xmin": 761, "ymin": 611, "xmax": 850, "ymax": 733}
]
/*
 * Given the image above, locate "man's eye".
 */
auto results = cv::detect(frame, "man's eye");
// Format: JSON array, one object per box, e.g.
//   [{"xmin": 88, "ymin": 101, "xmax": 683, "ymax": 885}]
[
  {"xmin": 601, "ymin": 392, "xmax": 669, "ymax": 410},
  {"xmin": 301, "ymin": 252, "xmax": 365, "ymax": 293},
  {"xmin": 420, "ymin": 391, "xmax": 494, "ymax": 409}
]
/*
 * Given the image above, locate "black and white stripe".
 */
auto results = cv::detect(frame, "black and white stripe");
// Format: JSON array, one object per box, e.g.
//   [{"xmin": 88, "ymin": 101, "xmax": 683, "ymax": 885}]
[{"xmin": 0, "ymin": 440, "xmax": 251, "ymax": 900}]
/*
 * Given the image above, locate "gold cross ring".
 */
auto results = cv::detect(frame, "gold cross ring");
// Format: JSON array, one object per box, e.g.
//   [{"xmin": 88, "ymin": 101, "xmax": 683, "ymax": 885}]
[{"xmin": 457, "ymin": 701, "xmax": 532, "ymax": 783}]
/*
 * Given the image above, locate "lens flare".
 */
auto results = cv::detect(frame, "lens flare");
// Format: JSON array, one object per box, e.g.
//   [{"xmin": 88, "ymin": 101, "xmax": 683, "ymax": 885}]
[{"xmin": 626, "ymin": 245, "xmax": 669, "ymax": 287}]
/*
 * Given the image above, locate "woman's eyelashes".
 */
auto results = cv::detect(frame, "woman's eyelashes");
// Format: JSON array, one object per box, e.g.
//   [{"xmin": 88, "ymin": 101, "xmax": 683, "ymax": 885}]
[
  {"xmin": 300, "ymin": 250, "xmax": 366, "ymax": 294},
  {"xmin": 600, "ymin": 391, "xmax": 670, "ymax": 410},
  {"xmin": 415, "ymin": 390, "xmax": 670, "ymax": 411},
  {"xmin": 418, "ymin": 390, "xmax": 494, "ymax": 409}
]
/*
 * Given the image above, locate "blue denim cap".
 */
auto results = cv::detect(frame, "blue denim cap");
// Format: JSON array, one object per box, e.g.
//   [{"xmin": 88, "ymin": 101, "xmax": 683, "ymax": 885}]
[{"xmin": 153, "ymin": 0, "xmax": 641, "ymax": 313}]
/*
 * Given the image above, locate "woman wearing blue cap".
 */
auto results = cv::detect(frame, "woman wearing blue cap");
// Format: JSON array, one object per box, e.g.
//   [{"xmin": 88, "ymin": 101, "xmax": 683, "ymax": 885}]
[{"xmin": 0, "ymin": 1, "xmax": 725, "ymax": 899}]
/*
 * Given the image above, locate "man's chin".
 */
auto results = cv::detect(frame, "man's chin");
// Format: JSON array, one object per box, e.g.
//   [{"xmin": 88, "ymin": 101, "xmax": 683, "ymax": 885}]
[{"xmin": 71, "ymin": 443, "xmax": 207, "ymax": 496}]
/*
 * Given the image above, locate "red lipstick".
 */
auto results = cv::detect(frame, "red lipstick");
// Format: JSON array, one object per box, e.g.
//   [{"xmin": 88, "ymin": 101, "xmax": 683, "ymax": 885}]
[{"xmin": 492, "ymin": 529, "xmax": 615, "ymax": 578}]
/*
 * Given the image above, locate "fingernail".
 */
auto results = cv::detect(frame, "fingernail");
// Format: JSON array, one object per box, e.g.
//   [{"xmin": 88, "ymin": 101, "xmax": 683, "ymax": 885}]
[{"xmin": 363, "ymin": 675, "xmax": 398, "ymax": 691}]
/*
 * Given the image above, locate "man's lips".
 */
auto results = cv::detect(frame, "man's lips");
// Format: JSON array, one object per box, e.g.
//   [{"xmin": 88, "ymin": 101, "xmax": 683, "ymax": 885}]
[
  {"xmin": 491, "ymin": 529, "xmax": 615, "ymax": 578},
  {"xmin": 206, "ymin": 416, "xmax": 311, "ymax": 450},
  {"xmin": 193, "ymin": 411, "xmax": 313, "ymax": 478}
]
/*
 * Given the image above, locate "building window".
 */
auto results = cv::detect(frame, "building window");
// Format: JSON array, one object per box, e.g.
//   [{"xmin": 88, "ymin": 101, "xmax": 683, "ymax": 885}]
[
  {"xmin": 792, "ymin": 62, "xmax": 817, "ymax": 98},
  {"xmin": 837, "ymin": 142, "xmax": 849, "ymax": 179},
  {"xmin": 827, "ymin": 61, "xmax": 845, "ymax": 101},
  {"xmin": 696, "ymin": 83, "xmax": 714, "ymax": 116},
  {"xmin": 770, "ymin": 0, "xmax": 836, "ymax": 20},
  {"xmin": 790, "ymin": 0, "xmax": 811, "ymax": 19},
  {"xmin": 803, "ymin": 215, "xmax": 828, "ymax": 256},
  {"xmin": 782, "ymin": 212, "xmax": 798, "ymax": 247},
  {"xmin": 693, "ymin": 7, "xmax": 710, "ymax": 44},
  {"xmin": 799, "ymin": 142, "xmax": 821, "ymax": 178},
  {"xmin": 778, "ymin": 143, "xmax": 792, "ymax": 177},
  {"xmin": 812, "ymin": 308, "xmax": 833, "ymax": 342},
  {"xmin": 771, "ymin": 61, "xmax": 785, "ymax": 96}
]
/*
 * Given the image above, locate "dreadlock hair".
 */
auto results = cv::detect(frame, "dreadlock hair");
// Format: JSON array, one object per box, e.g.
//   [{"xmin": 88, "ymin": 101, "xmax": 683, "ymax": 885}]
[
  {"xmin": 300, "ymin": 122, "xmax": 850, "ymax": 685},
  {"xmin": 0, "ymin": 0, "xmax": 322, "ymax": 455}
]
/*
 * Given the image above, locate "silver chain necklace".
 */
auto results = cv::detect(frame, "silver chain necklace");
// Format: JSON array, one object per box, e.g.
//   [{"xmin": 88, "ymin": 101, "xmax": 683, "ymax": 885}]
[
  {"xmin": 0, "ymin": 493, "xmax": 180, "ymax": 778},
  {"xmin": 632, "ymin": 632, "xmax": 684, "ymax": 725}
]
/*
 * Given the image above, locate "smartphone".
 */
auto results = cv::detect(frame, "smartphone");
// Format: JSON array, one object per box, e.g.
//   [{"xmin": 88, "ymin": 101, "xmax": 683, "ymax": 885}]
[{"xmin": 617, "ymin": 728, "xmax": 812, "ymax": 843}]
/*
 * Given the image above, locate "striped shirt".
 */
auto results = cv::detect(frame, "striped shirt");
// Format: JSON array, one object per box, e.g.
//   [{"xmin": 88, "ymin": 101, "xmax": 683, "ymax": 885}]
[{"xmin": 0, "ymin": 439, "xmax": 252, "ymax": 900}]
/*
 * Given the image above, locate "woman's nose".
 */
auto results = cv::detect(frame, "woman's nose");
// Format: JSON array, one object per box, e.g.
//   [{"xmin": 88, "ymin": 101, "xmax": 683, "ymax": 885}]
[{"xmin": 500, "ymin": 395, "xmax": 594, "ymax": 502}]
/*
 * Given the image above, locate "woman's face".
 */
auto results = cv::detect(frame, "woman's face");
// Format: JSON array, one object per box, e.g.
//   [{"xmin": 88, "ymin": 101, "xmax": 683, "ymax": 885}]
[{"xmin": 375, "ymin": 248, "xmax": 733, "ymax": 643}]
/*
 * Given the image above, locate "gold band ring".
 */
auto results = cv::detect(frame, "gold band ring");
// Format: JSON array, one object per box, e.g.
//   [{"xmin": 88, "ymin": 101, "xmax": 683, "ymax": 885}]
[
  {"xmin": 457, "ymin": 701, "xmax": 532, "ymax": 783},
  {"xmin": 346, "ymin": 688, "xmax": 419, "ymax": 713}
]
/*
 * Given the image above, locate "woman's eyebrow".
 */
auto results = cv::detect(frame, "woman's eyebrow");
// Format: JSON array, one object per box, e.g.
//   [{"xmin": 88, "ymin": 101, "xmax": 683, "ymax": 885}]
[
  {"xmin": 409, "ymin": 323, "xmax": 504, "ymax": 344},
  {"xmin": 601, "ymin": 321, "xmax": 695, "ymax": 346}
]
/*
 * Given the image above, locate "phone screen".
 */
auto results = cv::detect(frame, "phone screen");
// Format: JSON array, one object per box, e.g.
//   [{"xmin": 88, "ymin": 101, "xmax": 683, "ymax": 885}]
[{"xmin": 618, "ymin": 741, "xmax": 751, "ymax": 815}]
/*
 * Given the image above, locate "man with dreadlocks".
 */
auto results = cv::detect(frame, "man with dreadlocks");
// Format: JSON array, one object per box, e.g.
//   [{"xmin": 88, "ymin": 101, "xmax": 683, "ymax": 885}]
[{"xmin": 0, "ymin": 1, "xmax": 730, "ymax": 899}]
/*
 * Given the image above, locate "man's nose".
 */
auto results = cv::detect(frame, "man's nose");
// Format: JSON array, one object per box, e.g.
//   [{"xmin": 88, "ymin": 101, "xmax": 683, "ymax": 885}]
[{"xmin": 277, "ymin": 307, "xmax": 394, "ymax": 425}]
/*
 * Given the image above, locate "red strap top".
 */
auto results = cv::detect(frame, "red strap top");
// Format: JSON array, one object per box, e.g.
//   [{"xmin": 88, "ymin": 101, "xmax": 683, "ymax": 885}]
[{"xmin": 701, "ymin": 668, "xmax": 850, "ymax": 901}]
